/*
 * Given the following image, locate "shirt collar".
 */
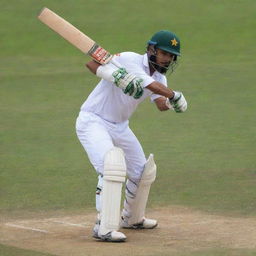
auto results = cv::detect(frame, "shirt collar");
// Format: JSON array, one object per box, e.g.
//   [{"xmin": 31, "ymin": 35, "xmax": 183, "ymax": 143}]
[
  {"xmin": 143, "ymin": 53, "xmax": 152, "ymax": 76},
  {"xmin": 143, "ymin": 53, "xmax": 150, "ymax": 69},
  {"xmin": 143, "ymin": 53, "xmax": 161, "ymax": 78}
]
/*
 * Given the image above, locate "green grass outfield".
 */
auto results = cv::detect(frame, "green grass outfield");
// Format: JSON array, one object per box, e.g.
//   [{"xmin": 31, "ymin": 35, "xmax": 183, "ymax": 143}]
[
  {"xmin": 1, "ymin": 243, "xmax": 256, "ymax": 256},
  {"xmin": 0, "ymin": 244, "xmax": 52, "ymax": 256},
  {"xmin": 0, "ymin": 244, "xmax": 256, "ymax": 256},
  {"xmin": 1, "ymin": 0, "xmax": 256, "ymax": 255}
]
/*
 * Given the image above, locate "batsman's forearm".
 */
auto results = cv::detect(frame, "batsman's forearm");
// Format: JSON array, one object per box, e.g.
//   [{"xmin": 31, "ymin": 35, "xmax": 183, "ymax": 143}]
[
  {"xmin": 146, "ymin": 81, "xmax": 175, "ymax": 98},
  {"xmin": 86, "ymin": 60, "xmax": 101, "ymax": 74}
]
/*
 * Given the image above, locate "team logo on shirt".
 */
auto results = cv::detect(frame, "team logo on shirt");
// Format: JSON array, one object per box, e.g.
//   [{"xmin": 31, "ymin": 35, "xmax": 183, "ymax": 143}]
[{"xmin": 170, "ymin": 38, "xmax": 178, "ymax": 46}]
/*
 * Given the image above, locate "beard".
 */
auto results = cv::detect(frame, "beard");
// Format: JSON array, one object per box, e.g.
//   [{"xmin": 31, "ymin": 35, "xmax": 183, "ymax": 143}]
[{"xmin": 148, "ymin": 54, "xmax": 170, "ymax": 74}]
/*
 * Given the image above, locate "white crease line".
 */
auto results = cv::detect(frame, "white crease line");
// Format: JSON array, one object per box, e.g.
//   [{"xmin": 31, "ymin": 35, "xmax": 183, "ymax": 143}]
[
  {"xmin": 166, "ymin": 220, "xmax": 215, "ymax": 227},
  {"xmin": 193, "ymin": 221, "xmax": 215, "ymax": 225},
  {"xmin": 5, "ymin": 223, "xmax": 50, "ymax": 233},
  {"xmin": 52, "ymin": 220, "xmax": 86, "ymax": 227}
]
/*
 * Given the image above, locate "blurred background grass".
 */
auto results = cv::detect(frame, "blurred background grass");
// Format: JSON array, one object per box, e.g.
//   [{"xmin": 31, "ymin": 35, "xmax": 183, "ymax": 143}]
[{"xmin": 0, "ymin": 0, "xmax": 256, "ymax": 218}]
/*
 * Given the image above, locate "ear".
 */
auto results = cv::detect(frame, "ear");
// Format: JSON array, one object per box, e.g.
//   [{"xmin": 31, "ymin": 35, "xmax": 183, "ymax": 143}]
[{"xmin": 147, "ymin": 45, "xmax": 156, "ymax": 55}]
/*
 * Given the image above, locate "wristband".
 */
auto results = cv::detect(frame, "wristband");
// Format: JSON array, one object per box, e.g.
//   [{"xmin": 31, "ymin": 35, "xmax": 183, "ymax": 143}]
[{"xmin": 96, "ymin": 63, "xmax": 117, "ymax": 83}]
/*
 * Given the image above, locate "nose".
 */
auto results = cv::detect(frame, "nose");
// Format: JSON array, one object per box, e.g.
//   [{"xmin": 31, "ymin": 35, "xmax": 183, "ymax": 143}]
[
  {"xmin": 162, "ymin": 55, "xmax": 173, "ymax": 65},
  {"xmin": 163, "ymin": 52, "xmax": 174, "ymax": 62}
]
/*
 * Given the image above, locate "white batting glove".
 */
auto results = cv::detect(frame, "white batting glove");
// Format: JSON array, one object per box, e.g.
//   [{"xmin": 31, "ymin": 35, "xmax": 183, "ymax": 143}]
[
  {"xmin": 166, "ymin": 91, "xmax": 187, "ymax": 113},
  {"xmin": 96, "ymin": 64, "xmax": 144, "ymax": 99},
  {"xmin": 112, "ymin": 68, "xmax": 144, "ymax": 99},
  {"xmin": 115, "ymin": 71, "xmax": 137, "ymax": 89}
]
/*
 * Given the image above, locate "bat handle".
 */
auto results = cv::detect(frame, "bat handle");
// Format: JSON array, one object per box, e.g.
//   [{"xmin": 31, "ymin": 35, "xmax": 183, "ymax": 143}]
[{"xmin": 110, "ymin": 58, "xmax": 122, "ymax": 68}]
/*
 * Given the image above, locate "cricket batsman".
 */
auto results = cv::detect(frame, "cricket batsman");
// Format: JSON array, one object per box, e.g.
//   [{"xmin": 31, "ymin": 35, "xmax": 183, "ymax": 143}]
[{"xmin": 76, "ymin": 30, "xmax": 187, "ymax": 242}]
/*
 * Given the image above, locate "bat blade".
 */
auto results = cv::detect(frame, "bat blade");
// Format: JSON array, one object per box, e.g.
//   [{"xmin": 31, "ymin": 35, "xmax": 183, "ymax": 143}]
[
  {"xmin": 38, "ymin": 7, "xmax": 95, "ymax": 54},
  {"xmin": 38, "ymin": 7, "xmax": 119, "ymax": 66}
]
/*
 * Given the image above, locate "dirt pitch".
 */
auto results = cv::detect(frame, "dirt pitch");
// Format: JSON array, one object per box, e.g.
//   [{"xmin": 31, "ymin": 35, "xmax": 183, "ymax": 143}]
[{"xmin": 1, "ymin": 206, "xmax": 256, "ymax": 256}]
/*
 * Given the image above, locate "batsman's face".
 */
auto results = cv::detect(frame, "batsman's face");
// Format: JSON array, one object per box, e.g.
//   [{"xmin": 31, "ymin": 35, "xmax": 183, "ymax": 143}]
[{"xmin": 155, "ymin": 49, "xmax": 175, "ymax": 67}]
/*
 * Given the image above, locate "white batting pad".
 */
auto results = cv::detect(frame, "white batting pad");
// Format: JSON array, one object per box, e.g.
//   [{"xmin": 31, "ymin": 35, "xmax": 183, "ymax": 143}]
[
  {"xmin": 126, "ymin": 154, "xmax": 156, "ymax": 225},
  {"xmin": 99, "ymin": 147, "xmax": 126, "ymax": 235}
]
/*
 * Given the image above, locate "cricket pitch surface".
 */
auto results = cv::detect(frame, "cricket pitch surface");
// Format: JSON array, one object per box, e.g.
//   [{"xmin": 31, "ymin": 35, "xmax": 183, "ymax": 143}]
[{"xmin": 1, "ymin": 206, "xmax": 256, "ymax": 256}]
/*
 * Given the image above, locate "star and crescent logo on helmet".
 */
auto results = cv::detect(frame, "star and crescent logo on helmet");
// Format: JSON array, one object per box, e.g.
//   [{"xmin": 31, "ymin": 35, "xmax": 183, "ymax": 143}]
[{"xmin": 171, "ymin": 38, "xmax": 178, "ymax": 46}]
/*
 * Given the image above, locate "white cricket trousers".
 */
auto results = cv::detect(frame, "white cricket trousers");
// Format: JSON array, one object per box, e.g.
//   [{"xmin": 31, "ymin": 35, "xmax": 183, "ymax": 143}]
[{"xmin": 76, "ymin": 111, "xmax": 147, "ymax": 182}]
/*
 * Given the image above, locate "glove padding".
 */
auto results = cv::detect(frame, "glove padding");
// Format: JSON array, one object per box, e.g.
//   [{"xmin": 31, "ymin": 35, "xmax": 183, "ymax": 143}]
[
  {"xmin": 112, "ymin": 68, "xmax": 143, "ymax": 99},
  {"xmin": 167, "ymin": 91, "xmax": 187, "ymax": 113}
]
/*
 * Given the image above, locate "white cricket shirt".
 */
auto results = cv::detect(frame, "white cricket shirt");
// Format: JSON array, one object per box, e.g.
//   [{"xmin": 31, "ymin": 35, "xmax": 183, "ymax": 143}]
[{"xmin": 80, "ymin": 52, "xmax": 167, "ymax": 123}]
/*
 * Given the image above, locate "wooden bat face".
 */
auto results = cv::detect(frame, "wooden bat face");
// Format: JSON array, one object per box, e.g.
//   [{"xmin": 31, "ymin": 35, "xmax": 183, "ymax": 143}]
[{"xmin": 38, "ymin": 7, "xmax": 113, "ymax": 64}]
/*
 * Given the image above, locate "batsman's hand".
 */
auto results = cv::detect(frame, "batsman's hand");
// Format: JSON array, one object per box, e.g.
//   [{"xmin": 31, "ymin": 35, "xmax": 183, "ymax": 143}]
[
  {"xmin": 112, "ymin": 68, "xmax": 144, "ymax": 99},
  {"xmin": 167, "ymin": 91, "xmax": 187, "ymax": 113}
]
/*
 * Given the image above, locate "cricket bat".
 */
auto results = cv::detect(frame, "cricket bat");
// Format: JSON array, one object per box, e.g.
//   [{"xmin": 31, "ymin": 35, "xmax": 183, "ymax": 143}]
[{"xmin": 38, "ymin": 7, "xmax": 119, "ymax": 66}]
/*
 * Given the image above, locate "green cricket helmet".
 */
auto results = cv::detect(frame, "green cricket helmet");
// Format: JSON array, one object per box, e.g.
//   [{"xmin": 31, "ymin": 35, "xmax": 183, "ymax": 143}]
[
  {"xmin": 147, "ymin": 30, "xmax": 181, "ymax": 74},
  {"xmin": 148, "ymin": 30, "xmax": 181, "ymax": 56}
]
